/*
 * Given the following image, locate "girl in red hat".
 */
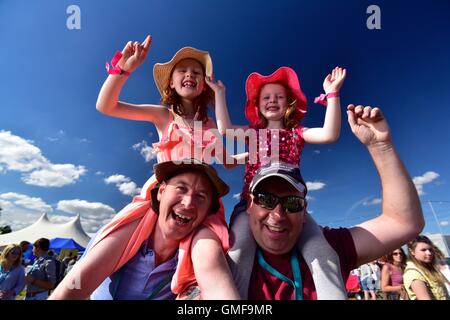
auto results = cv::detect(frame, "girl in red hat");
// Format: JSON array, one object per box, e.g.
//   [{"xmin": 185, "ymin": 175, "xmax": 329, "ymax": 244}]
[{"xmin": 207, "ymin": 66, "xmax": 347, "ymax": 299}]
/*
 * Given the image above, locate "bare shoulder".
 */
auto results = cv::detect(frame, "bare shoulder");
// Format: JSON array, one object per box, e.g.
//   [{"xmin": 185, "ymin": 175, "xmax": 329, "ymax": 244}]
[{"xmin": 192, "ymin": 226, "xmax": 220, "ymax": 243}]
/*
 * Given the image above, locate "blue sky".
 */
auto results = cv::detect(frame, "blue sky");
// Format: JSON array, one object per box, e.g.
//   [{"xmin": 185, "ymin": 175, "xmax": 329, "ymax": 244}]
[{"xmin": 1, "ymin": 0, "xmax": 449, "ymax": 236}]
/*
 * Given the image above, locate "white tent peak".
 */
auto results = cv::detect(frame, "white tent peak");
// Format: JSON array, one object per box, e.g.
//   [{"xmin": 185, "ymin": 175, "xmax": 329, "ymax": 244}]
[
  {"xmin": 36, "ymin": 212, "xmax": 50, "ymax": 223},
  {"xmin": 64, "ymin": 214, "xmax": 83, "ymax": 227},
  {"xmin": 0, "ymin": 212, "xmax": 91, "ymax": 247}
]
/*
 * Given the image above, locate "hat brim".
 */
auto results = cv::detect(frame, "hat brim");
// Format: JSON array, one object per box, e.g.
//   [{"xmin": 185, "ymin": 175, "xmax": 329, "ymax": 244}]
[
  {"xmin": 153, "ymin": 47, "xmax": 213, "ymax": 97},
  {"xmin": 245, "ymin": 67, "xmax": 307, "ymax": 126},
  {"xmin": 154, "ymin": 159, "xmax": 229, "ymax": 198},
  {"xmin": 250, "ymin": 173, "xmax": 307, "ymax": 197}
]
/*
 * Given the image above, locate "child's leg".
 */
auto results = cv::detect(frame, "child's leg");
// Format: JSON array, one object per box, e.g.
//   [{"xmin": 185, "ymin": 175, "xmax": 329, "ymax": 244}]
[
  {"xmin": 227, "ymin": 200, "xmax": 256, "ymax": 299},
  {"xmin": 298, "ymin": 214, "xmax": 347, "ymax": 299},
  {"xmin": 190, "ymin": 226, "xmax": 240, "ymax": 299}
]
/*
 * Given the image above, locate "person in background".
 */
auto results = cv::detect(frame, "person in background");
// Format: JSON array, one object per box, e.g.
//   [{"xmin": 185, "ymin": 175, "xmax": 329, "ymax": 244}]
[
  {"xmin": 403, "ymin": 235, "xmax": 449, "ymax": 300},
  {"xmin": 63, "ymin": 254, "xmax": 78, "ymax": 277},
  {"xmin": 381, "ymin": 248, "xmax": 407, "ymax": 300},
  {"xmin": 19, "ymin": 241, "xmax": 33, "ymax": 266},
  {"xmin": 0, "ymin": 244, "xmax": 25, "ymax": 300},
  {"xmin": 359, "ymin": 261, "xmax": 379, "ymax": 300},
  {"xmin": 24, "ymin": 238, "xmax": 57, "ymax": 300}
]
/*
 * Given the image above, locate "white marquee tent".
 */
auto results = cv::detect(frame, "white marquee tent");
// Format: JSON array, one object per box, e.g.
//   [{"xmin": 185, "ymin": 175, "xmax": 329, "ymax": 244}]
[{"xmin": 0, "ymin": 213, "xmax": 91, "ymax": 248}]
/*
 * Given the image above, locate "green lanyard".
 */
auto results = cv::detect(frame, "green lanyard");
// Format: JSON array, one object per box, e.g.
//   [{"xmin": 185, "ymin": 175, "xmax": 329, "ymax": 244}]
[{"xmin": 256, "ymin": 248, "xmax": 303, "ymax": 300}]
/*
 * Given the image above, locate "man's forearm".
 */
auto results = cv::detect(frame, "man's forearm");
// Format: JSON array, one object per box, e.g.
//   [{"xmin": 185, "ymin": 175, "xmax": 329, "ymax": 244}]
[
  {"xmin": 33, "ymin": 278, "xmax": 55, "ymax": 290},
  {"xmin": 368, "ymin": 141, "xmax": 424, "ymax": 231}
]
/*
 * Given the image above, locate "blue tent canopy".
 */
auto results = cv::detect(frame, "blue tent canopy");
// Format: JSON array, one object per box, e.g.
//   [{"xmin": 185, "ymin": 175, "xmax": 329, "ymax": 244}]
[{"xmin": 50, "ymin": 237, "xmax": 85, "ymax": 253}]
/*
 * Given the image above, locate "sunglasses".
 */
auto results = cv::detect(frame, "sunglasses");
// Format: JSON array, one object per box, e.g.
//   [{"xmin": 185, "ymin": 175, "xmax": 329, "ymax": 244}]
[
  {"xmin": 392, "ymin": 252, "xmax": 402, "ymax": 256},
  {"xmin": 252, "ymin": 192, "xmax": 306, "ymax": 213},
  {"xmin": 10, "ymin": 250, "xmax": 20, "ymax": 256}
]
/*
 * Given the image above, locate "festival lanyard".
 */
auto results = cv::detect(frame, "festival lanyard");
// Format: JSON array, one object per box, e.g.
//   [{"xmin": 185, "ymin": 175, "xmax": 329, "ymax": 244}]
[{"xmin": 256, "ymin": 248, "xmax": 303, "ymax": 300}]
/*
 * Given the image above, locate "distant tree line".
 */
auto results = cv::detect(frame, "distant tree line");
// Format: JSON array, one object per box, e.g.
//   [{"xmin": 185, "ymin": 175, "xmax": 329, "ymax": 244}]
[{"xmin": 0, "ymin": 206, "xmax": 12, "ymax": 234}]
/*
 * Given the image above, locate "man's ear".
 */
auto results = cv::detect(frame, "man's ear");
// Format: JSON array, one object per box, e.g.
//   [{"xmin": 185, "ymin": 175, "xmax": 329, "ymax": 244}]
[
  {"xmin": 157, "ymin": 182, "xmax": 167, "ymax": 202},
  {"xmin": 245, "ymin": 195, "xmax": 253, "ymax": 215}
]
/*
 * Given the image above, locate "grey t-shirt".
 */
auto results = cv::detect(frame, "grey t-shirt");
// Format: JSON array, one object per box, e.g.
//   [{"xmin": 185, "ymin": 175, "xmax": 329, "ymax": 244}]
[{"xmin": 26, "ymin": 254, "xmax": 57, "ymax": 293}]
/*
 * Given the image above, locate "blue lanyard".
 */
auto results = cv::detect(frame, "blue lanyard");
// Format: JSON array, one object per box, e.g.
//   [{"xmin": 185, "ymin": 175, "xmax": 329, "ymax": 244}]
[{"xmin": 256, "ymin": 248, "xmax": 303, "ymax": 300}]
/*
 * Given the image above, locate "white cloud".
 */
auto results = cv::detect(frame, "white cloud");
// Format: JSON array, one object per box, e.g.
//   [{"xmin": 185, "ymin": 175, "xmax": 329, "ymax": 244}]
[
  {"xmin": 57, "ymin": 199, "xmax": 117, "ymax": 233},
  {"xmin": 0, "ymin": 130, "xmax": 46, "ymax": 172},
  {"xmin": 440, "ymin": 221, "xmax": 449, "ymax": 226},
  {"xmin": 313, "ymin": 150, "xmax": 321, "ymax": 154},
  {"xmin": 105, "ymin": 174, "xmax": 141, "ymax": 196},
  {"xmin": 132, "ymin": 140, "xmax": 156, "ymax": 162},
  {"xmin": 22, "ymin": 164, "xmax": 86, "ymax": 187},
  {"xmin": 306, "ymin": 181, "xmax": 326, "ymax": 191},
  {"xmin": 0, "ymin": 199, "xmax": 11, "ymax": 207},
  {"xmin": 105, "ymin": 174, "xmax": 128, "ymax": 184},
  {"xmin": 363, "ymin": 198, "xmax": 382, "ymax": 206},
  {"xmin": 76, "ymin": 138, "xmax": 91, "ymax": 143},
  {"xmin": 413, "ymin": 171, "xmax": 439, "ymax": 196},
  {"xmin": 57, "ymin": 199, "xmax": 115, "ymax": 220},
  {"xmin": 118, "ymin": 181, "xmax": 140, "ymax": 196},
  {"xmin": 0, "ymin": 193, "xmax": 53, "ymax": 231},
  {"xmin": 0, "ymin": 130, "xmax": 86, "ymax": 187},
  {"xmin": 0, "ymin": 192, "xmax": 53, "ymax": 212},
  {"xmin": 0, "ymin": 192, "xmax": 117, "ymax": 234}
]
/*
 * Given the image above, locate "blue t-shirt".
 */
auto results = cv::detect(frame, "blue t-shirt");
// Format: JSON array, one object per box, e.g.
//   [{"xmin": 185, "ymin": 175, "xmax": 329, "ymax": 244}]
[{"xmin": 0, "ymin": 265, "xmax": 25, "ymax": 300}]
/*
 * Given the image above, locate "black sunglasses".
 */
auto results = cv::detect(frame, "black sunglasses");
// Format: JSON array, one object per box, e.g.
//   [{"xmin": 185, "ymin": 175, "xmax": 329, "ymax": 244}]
[{"xmin": 252, "ymin": 191, "xmax": 306, "ymax": 213}]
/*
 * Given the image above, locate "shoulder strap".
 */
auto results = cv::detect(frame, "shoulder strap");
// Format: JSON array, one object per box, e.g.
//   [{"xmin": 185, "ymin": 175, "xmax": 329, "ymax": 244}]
[{"xmin": 161, "ymin": 109, "xmax": 175, "ymax": 141}]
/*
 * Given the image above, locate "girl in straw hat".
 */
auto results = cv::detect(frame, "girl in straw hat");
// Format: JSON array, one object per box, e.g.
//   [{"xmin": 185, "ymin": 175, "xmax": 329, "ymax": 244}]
[
  {"xmin": 207, "ymin": 66, "xmax": 347, "ymax": 299},
  {"xmin": 51, "ymin": 36, "xmax": 241, "ymax": 299}
]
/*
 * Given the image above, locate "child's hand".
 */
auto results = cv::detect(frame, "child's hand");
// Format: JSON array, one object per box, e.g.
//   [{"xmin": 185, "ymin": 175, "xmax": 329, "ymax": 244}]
[
  {"xmin": 205, "ymin": 76, "xmax": 226, "ymax": 94},
  {"xmin": 323, "ymin": 67, "xmax": 346, "ymax": 94},
  {"xmin": 117, "ymin": 35, "xmax": 152, "ymax": 74}
]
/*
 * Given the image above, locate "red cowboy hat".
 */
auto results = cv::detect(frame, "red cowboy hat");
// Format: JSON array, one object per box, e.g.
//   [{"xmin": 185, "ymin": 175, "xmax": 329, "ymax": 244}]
[{"xmin": 245, "ymin": 67, "xmax": 307, "ymax": 126}]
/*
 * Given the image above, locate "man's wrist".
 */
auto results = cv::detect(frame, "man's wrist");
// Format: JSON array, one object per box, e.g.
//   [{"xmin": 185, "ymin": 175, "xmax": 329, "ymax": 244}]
[{"xmin": 367, "ymin": 140, "xmax": 395, "ymax": 155}]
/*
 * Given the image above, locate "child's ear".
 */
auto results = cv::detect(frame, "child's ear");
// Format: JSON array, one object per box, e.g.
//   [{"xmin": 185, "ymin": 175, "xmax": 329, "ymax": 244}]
[{"xmin": 170, "ymin": 80, "xmax": 175, "ymax": 89}]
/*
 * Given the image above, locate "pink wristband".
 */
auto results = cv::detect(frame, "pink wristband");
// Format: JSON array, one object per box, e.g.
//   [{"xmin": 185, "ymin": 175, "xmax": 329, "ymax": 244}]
[
  {"xmin": 106, "ymin": 51, "xmax": 131, "ymax": 76},
  {"xmin": 314, "ymin": 91, "xmax": 340, "ymax": 106}
]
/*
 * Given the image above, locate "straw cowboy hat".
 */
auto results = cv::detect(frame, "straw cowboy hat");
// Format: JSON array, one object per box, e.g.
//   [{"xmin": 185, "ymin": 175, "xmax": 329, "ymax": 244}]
[
  {"xmin": 245, "ymin": 66, "xmax": 307, "ymax": 126},
  {"xmin": 153, "ymin": 47, "xmax": 213, "ymax": 96}
]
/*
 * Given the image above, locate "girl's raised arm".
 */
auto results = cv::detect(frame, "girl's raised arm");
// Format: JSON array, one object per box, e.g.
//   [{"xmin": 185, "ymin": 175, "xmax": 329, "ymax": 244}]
[
  {"xmin": 303, "ymin": 67, "xmax": 346, "ymax": 144},
  {"xmin": 205, "ymin": 76, "xmax": 248, "ymax": 136},
  {"xmin": 96, "ymin": 35, "xmax": 170, "ymax": 132}
]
